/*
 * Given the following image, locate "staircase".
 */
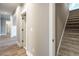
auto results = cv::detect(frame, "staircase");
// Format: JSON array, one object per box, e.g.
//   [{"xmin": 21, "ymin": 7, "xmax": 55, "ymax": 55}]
[{"xmin": 58, "ymin": 9, "xmax": 79, "ymax": 56}]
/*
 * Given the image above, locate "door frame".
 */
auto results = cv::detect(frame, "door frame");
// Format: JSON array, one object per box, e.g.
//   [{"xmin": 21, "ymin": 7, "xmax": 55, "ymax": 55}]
[
  {"xmin": 49, "ymin": 3, "xmax": 55, "ymax": 56},
  {"xmin": 21, "ymin": 10, "xmax": 26, "ymax": 49}
]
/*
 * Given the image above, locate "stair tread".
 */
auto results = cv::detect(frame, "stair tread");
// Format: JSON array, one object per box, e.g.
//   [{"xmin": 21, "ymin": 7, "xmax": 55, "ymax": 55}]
[
  {"xmin": 62, "ymin": 39, "xmax": 79, "ymax": 47},
  {"xmin": 66, "ymin": 24, "xmax": 79, "ymax": 26},
  {"xmin": 64, "ymin": 35, "xmax": 79, "ymax": 38},
  {"xmin": 65, "ymin": 29, "xmax": 79, "ymax": 32},
  {"xmin": 67, "ymin": 22, "xmax": 79, "ymax": 24},
  {"xmin": 68, "ymin": 19, "xmax": 79, "ymax": 22},
  {"xmin": 60, "ymin": 43, "xmax": 79, "ymax": 54},
  {"xmin": 59, "ymin": 38, "xmax": 79, "ymax": 54},
  {"xmin": 64, "ymin": 31, "xmax": 79, "ymax": 34},
  {"xmin": 63, "ymin": 37, "xmax": 79, "ymax": 42},
  {"xmin": 59, "ymin": 46, "xmax": 79, "ymax": 56},
  {"xmin": 64, "ymin": 32, "xmax": 79, "ymax": 35}
]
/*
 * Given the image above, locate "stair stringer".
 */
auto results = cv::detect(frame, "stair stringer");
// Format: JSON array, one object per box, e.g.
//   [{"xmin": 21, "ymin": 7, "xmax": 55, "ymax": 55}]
[{"xmin": 57, "ymin": 13, "xmax": 69, "ymax": 55}]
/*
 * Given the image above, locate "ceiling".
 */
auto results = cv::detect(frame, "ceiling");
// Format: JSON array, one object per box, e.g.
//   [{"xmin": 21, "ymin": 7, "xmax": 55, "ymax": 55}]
[
  {"xmin": 69, "ymin": 3, "xmax": 79, "ymax": 11},
  {"xmin": 0, "ymin": 3, "xmax": 20, "ymax": 15}
]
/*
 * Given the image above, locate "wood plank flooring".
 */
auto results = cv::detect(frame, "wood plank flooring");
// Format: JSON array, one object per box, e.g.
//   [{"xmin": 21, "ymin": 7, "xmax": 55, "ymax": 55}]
[
  {"xmin": 0, "ymin": 34, "xmax": 10, "ymax": 40},
  {"xmin": 0, "ymin": 44, "xmax": 26, "ymax": 56}
]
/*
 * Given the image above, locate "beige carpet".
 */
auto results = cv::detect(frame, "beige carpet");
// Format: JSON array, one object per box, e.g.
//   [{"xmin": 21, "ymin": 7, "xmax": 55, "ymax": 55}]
[{"xmin": 58, "ymin": 9, "xmax": 79, "ymax": 56}]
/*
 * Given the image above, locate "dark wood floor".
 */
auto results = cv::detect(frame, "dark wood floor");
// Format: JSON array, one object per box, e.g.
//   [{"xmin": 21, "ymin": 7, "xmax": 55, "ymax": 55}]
[{"xmin": 0, "ymin": 44, "xmax": 26, "ymax": 56}]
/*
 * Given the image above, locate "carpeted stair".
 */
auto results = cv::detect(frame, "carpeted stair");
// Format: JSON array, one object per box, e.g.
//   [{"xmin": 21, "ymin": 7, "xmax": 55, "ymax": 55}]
[{"xmin": 58, "ymin": 9, "xmax": 79, "ymax": 56}]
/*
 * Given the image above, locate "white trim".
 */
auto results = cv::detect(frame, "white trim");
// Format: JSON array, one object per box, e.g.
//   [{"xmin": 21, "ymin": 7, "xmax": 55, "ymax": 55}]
[
  {"xmin": 23, "ymin": 46, "xmax": 27, "ymax": 55},
  {"xmin": 16, "ymin": 41, "xmax": 22, "ymax": 47},
  {"xmin": 23, "ymin": 46, "xmax": 26, "ymax": 50},
  {"xmin": 57, "ymin": 9, "xmax": 69, "ymax": 55},
  {"xmin": 26, "ymin": 50, "xmax": 33, "ymax": 56},
  {"xmin": 23, "ymin": 46, "xmax": 33, "ymax": 56},
  {"xmin": 21, "ymin": 4, "xmax": 27, "ymax": 14},
  {"xmin": 49, "ymin": 3, "xmax": 55, "ymax": 56},
  {"xmin": 21, "ymin": 9, "xmax": 26, "ymax": 14}
]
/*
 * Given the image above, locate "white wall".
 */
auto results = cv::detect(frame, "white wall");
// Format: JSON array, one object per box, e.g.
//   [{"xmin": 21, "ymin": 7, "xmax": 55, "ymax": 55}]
[
  {"xmin": 15, "ymin": 6, "xmax": 22, "ymax": 47},
  {"xmin": 15, "ymin": 3, "xmax": 56, "ymax": 56},
  {"xmin": 26, "ymin": 3, "xmax": 49, "ymax": 56},
  {"xmin": 0, "ymin": 19, "xmax": 1, "ymax": 34},
  {"xmin": 56, "ymin": 3, "xmax": 69, "ymax": 55},
  {"xmin": 11, "ymin": 15, "xmax": 16, "ymax": 37}
]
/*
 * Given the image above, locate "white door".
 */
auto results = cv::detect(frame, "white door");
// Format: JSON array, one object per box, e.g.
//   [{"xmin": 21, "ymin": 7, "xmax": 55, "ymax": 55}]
[{"xmin": 22, "ymin": 15, "xmax": 26, "ymax": 48}]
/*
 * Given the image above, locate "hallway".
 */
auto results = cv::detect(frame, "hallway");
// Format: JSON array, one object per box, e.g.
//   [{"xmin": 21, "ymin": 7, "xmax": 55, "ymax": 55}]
[
  {"xmin": 0, "ymin": 3, "xmax": 27, "ymax": 56},
  {"xmin": 0, "ymin": 3, "xmax": 54, "ymax": 56}
]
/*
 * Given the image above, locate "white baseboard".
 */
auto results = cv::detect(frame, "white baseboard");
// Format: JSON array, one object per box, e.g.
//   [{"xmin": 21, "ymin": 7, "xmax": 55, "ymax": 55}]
[
  {"xmin": 23, "ymin": 46, "xmax": 33, "ymax": 56},
  {"xmin": 17, "ymin": 43, "xmax": 33, "ymax": 56},
  {"xmin": 26, "ymin": 50, "xmax": 33, "ymax": 56},
  {"xmin": 23, "ymin": 46, "xmax": 26, "ymax": 50},
  {"xmin": 16, "ymin": 41, "xmax": 22, "ymax": 47},
  {"xmin": 16, "ymin": 42, "xmax": 33, "ymax": 56}
]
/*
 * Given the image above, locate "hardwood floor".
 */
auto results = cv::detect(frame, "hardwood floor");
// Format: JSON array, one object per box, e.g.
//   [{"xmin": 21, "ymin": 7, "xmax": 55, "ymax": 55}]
[
  {"xmin": 0, "ymin": 34, "xmax": 10, "ymax": 40},
  {"xmin": 0, "ymin": 44, "xmax": 26, "ymax": 56}
]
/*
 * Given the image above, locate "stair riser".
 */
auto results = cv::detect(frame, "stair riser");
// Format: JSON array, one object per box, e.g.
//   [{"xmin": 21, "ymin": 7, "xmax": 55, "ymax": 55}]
[
  {"xmin": 64, "ymin": 34, "xmax": 79, "ymax": 38},
  {"xmin": 59, "ymin": 47, "xmax": 79, "ymax": 56},
  {"xmin": 65, "ymin": 30, "xmax": 79, "ymax": 33},
  {"xmin": 60, "ymin": 44, "xmax": 79, "ymax": 54},
  {"xmin": 67, "ymin": 19, "xmax": 79, "ymax": 22},
  {"xmin": 63, "ymin": 37, "xmax": 79, "ymax": 43},
  {"xmin": 60, "ymin": 38, "xmax": 79, "ymax": 52}
]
